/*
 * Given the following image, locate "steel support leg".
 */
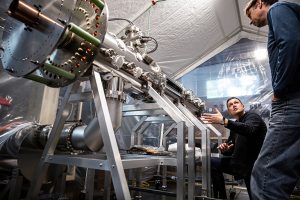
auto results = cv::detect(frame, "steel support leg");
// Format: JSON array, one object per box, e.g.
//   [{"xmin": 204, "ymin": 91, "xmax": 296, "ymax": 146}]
[
  {"xmin": 176, "ymin": 122, "xmax": 185, "ymax": 200},
  {"xmin": 90, "ymin": 71, "xmax": 131, "ymax": 199}
]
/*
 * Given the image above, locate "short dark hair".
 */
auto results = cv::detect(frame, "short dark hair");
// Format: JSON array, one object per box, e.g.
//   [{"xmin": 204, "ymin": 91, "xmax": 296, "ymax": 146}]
[
  {"xmin": 226, "ymin": 97, "xmax": 243, "ymax": 108},
  {"xmin": 245, "ymin": 0, "xmax": 278, "ymax": 16}
]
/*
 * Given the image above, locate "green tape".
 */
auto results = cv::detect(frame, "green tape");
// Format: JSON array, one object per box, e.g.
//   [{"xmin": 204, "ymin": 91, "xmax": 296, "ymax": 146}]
[
  {"xmin": 68, "ymin": 23, "xmax": 100, "ymax": 47},
  {"xmin": 91, "ymin": 0, "xmax": 104, "ymax": 9},
  {"xmin": 43, "ymin": 63, "xmax": 75, "ymax": 80}
]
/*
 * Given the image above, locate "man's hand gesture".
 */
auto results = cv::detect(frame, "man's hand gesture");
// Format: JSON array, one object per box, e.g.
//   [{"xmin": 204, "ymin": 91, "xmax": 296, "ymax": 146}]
[
  {"xmin": 217, "ymin": 142, "xmax": 234, "ymax": 153},
  {"xmin": 200, "ymin": 108, "xmax": 224, "ymax": 124}
]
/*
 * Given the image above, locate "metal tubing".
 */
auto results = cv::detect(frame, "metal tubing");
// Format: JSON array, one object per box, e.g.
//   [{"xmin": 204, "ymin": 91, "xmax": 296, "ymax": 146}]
[
  {"xmin": 76, "ymin": 118, "xmax": 104, "ymax": 152},
  {"xmin": 106, "ymin": 77, "xmax": 124, "ymax": 130},
  {"xmin": 43, "ymin": 63, "xmax": 75, "ymax": 80},
  {"xmin": 159, "ymin": 123, "xmax": 165, "ymax": 148},
  {"xmin": 107, "ymin": 98, "xmax": 123, "ymax": 131},
  {"xmin": 93, "ymin": 61, "xmax": 142, "ymax": 91},
  {"xmin": 68, "ymin": 23, "xmax": 101, "ymax": 47},
  {"xmin": 103, "ymin": 33, "xmax": 159, "ymax": 73},
  {"xmin": 8, "ymin": 0, "xmax": 64, "ymax": 32}
]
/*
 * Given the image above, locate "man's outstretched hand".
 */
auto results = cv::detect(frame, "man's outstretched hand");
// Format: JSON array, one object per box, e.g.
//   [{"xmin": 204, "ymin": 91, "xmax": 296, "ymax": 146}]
[{"xmin": 200, "ymin": 108, "xmax": 224, "ymax": 124}]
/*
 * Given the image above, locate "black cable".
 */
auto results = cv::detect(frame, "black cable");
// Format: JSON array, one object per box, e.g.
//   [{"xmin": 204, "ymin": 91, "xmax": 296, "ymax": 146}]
[
  {"xmin": 141, "ymin": 36, "xmax": 158, "ymax": 54},
  {"xmin": 108, "ymin": 17, "xmax": 134, "ymax": 25},
  {"xmin": 108, "ymin": 18, "xmax": 158, "ymax": 53}
]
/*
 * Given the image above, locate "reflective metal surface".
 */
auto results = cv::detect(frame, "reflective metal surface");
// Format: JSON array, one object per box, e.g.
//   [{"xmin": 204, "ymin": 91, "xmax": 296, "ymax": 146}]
[
  {"xmin": 1, "ymin": 0, "xmax": 74, "ymax": 76},
  {"xmin": 1, "ymin": 0, "xmax": 108, "ymax": 87},
  {"xmin": 41, "ymin": 0, "xmax": 108, "ymax": 87},
  {"xmin": 78, "ymin": 117, "xmax": 103, "ymax": 151},
  {"xmin": 0, "ymin": 1, "xmax": 210, "ymax": 199}
]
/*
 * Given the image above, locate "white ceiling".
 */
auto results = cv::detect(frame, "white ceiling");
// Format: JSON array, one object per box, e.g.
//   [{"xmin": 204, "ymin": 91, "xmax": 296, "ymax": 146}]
[{"xmin": 105, "ymin": 0, "xmax": 273, "ymax": 79}]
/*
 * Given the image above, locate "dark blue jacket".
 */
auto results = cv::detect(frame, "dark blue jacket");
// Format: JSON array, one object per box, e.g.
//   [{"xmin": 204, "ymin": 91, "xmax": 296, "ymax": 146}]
[{"xmin": 267, "ymin": 2, "xmax": 300, "ymax": 98}]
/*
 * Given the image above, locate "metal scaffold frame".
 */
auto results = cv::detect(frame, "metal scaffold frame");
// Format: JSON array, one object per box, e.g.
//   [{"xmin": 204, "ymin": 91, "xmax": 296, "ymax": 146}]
[{"xmin": 26, "ymin": 68, "xmax": 211, "ymax": 200}]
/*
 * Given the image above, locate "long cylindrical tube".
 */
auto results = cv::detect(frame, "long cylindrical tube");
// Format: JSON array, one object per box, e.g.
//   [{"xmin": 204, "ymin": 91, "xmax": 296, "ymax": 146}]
[
  {"xmin": 102, "ymin": 33, "xmax": 159, "ymax": 73},
  {"xmin": 68, "ymin": 23, "xmax": 101, "ymax": 47},
  {"xmin": 106, "ymin": 77, "xmax": 124, "ymax": 131},
  {"xmin": 72, "ymin": 118, "xmax": 103, "ymax": 152},
  {"xmin": 8, "ymin": 0, "xmax": 63, "ymax": 32},
  {"xmin": 101, "ymin": 32, "xmax": 204, "ymax": 112},
  {"xmin": 0, "ymin": 122, "xmax": 100, "ymax": 155},
  {"xmin": 93, "ymin": 60, "xmax": 142, "ymax": 91}
]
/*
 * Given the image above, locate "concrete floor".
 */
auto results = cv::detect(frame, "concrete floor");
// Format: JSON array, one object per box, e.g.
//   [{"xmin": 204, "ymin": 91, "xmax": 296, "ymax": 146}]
[
  {"xmin": 227, "ymin": 186, "xmax": 250, "ymax": 200},
  {"xmin": 130, "ymin": 183, "xmax": 251, "ymax": 200},
  {"xmin": 129, "ymin": 178, "xmax": 300, "ymax": 200},
  {"xmin": 234, "ymin": 192, "xmax": 250, "ymax": 200}
]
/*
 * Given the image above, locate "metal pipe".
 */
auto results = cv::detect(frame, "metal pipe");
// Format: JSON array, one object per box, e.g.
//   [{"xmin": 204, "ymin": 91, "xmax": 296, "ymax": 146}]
[
  {"xmin": 71, "ymin": 119, "xmax": 103, "ymax": 152},
  {"xmin": 8, "ymin": 0, "xmax": 63, "ymax": 32},
  {"xmin": 107, "ymin": 99, "xmax": 123, "ymax": 128},
  {"xmin": 92, "ymin": 60, "xmax": 142, "ymax": 91},
  {"xmin": 106, "ymin": 77, "xmax": 124, "ymax": 130},
  {"xmin": 0, "ymin": 122, "xmax": 101, "ymax": 156},
  {"xmin": 102, "ymin": 33, "xmax": 158, "ymax": 73}
]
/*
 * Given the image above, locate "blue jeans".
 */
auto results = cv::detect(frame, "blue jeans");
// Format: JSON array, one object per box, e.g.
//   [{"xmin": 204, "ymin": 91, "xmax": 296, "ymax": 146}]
[{"xmin": 251, "ymin": 95, "xmax": 300, "ymax": 199}]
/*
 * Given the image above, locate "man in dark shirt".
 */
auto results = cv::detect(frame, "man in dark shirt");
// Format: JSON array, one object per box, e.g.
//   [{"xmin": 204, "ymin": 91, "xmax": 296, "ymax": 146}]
[
  {"xmin": 201, "ymin": 97, "xmax": 267, "ymax": 199},
  {"xmin": 245, "ymin": 0, "xmax": 300, "ymax": 199}
]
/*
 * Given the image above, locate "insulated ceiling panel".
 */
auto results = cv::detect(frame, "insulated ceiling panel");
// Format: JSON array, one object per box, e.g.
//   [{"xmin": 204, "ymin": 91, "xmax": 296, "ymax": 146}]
[
  {"xmin": 106, "ymin": 0, "xmax": 240, "ymax": 76},
  {"xmin": 106, "ymin": 0, "xmax": 152, "ymax": 34},
  {"xmin": 105, "ymin": 0, "xmax": 299, "ymax": 78}
]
